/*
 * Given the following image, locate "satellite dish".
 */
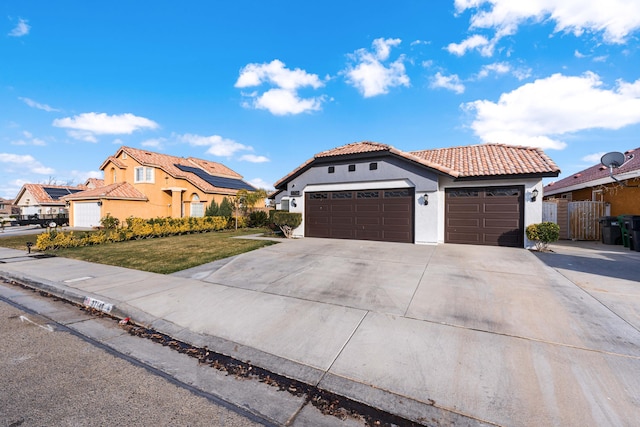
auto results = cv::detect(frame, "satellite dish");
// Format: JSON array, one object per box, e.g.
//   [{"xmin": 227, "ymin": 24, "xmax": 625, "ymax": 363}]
[{"xmin": 600, "ymin": 152, "xmax": 626, "ymax": 169}]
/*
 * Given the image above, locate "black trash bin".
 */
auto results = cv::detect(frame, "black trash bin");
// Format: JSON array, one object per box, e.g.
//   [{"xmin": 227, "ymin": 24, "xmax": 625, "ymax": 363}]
[
  {"xmin": 628, "ymin": 215, "xmax": 640, "ymax": 252},
  {"xmin": 599, "ymin": 216, "xmax": 622, "ymax": 245}
]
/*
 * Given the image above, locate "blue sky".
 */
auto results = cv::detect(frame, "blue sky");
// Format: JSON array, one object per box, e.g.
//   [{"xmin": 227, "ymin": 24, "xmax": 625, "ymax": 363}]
[{"xmin": 2, "ymin": 1, "xmax": 640, "ymax": 199}]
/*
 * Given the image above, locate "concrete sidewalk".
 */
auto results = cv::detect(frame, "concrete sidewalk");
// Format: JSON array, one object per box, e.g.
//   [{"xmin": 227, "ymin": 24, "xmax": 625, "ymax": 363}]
[{"xmin": 1, "ymin": 239, "xmax": 639, "ymax": 426}]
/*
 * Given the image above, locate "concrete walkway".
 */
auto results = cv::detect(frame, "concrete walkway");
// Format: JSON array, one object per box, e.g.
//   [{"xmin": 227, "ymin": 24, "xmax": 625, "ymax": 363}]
[{"xmin": 1, "ymin": 238, "xmax": 639, "ymax": 426}]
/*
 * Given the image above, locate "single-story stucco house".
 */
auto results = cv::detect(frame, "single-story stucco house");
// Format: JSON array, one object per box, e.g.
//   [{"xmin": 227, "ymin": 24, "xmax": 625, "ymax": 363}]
[{"xmin": 271, "ymin": 141, "xmax": 560, "ymax": 248}]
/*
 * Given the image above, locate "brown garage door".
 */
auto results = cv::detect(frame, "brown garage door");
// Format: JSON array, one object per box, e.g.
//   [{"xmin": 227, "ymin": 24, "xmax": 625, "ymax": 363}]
[
  {"xmin": 445, "ymin": 186, "xmax": 524, "ymax": 247},
  {"xmin": 305, "ymin": 188, "xmax": 414, "ymax": 243}
]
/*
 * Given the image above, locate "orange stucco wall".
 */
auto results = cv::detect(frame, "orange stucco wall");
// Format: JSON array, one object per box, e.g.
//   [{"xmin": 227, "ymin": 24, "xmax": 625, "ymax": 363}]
[
  {"xmin": 558, "ymin": 178, "xmax": 640, "ymax": 217},
  {"xmin": 98, "ymin": 152, "xmax": 235, "ymax": 224}
]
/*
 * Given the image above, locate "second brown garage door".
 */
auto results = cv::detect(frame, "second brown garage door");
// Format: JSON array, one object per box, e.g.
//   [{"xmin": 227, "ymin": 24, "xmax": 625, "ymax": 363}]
[
  {"xmin": 445, "ymin": 186, "xmax": 524, "ymax": 247},
  {"xmin": 305, "ymin": 188, "xmax": 414, "ymax": 243}
]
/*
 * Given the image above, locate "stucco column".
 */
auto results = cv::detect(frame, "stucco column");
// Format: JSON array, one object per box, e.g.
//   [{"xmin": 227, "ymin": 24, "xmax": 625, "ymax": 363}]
[{"xmin": 163, "ymin": 188, "xmax": 186, "ymax": 218}]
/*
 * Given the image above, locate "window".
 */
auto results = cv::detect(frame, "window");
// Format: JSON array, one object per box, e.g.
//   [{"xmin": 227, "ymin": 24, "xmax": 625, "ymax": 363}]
[
  {"xmin": 134, "ymin": 167, "xmax": 154, "ymax": 183},
  {"xmin": 190, "ymin": 194, "xmax": 204, "ymax": 217},
  {"xmin": 357, "ymin": 191, "xmax": 379, "ymax": 199},
  {"xmin": 111, "ymin": 167, "xmax": 117, "ymax": 184},
  {"xmin": 328, "ymin": 166, "xmax": 335, "ymax": 173},
  {"xmin": 369, "ymin": 162, "xmax": 378, "ymax": 170},
  {"xmin": 348, "ymin": 165, "xmax": 356, "ymax": 172},
  {"xmin": 332, "ymin": 192, "xmax": 353, "ymax": 199}
]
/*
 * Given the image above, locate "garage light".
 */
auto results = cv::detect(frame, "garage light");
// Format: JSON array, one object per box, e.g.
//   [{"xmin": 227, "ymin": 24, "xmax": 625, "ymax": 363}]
[
  {"xmin": 291, "ymin": 199, "xmax": 297, "ymax": 208},
  {"xmin": 531, "ymin": 189, "xmax": 539, "ymax": 202},
  {"xmin": 423, "ymin": 194, "xmax": 429, "ymax": 205}
]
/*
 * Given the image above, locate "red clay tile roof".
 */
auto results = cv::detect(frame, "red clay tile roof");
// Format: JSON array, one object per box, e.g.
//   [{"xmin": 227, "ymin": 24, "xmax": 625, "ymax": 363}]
[
  {"xmin": 85, "ymin": 178, "xmax": 105, "ymax": 188},
  {"xmin": 544, "ymin": 147, "xmax": 640, "ymax": 194},
  {"xmin": 274, "ymin": 141, "xmax": 559, "ymax": 188},
  {"xmin": 17, "ymin": 184, "xmax": 87, "ymax": 205},
  {"xmin": 104, "ymin": 146, "xmax": 252, "ymax": 195},
  {"xmin": 62, "ymin": 182, "xmax": 148, "ymax": 201},
  {"xmin": 410, "ymin": 143, "xmax": 560, "ymax": 178}
]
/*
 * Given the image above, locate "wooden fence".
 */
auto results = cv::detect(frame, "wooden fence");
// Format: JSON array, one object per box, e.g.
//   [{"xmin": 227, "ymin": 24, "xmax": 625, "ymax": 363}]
[{"xmin": 543, "ymin": 200, "xmax": 604, "ymax": 240}]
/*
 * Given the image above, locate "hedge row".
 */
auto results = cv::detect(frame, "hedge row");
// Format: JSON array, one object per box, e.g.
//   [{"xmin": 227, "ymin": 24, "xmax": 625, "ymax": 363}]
[{"xmin": 35, "ymin": 215, "xmax": 247, "ymax": 251}]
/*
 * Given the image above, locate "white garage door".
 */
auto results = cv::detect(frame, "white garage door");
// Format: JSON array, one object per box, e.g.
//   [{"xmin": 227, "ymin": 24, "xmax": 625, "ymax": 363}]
[{"xmin": 74, "ymin": 202, "xmax": 101, "ymax": 228}]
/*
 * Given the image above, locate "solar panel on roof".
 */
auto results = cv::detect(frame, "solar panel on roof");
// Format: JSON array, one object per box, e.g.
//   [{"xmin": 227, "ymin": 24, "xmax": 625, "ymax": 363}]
[
  {"xmin": 174, "ymin": 164, "xmax": 255, "ymax": 191},
  {"xmin": 43, "ymin": 187, "xmax": 84, "ymax": 200}
]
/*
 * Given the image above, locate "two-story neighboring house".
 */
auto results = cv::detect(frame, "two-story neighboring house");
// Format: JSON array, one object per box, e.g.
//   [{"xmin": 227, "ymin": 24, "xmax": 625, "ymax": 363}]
[{"xmin": 62, "ymin": 146, "xmax": 256, "ymax": 227}]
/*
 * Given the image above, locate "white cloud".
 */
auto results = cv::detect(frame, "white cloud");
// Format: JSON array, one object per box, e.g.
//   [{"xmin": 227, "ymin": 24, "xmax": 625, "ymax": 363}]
[
  {"xmin": 475, "ymin": 62, "xmax": 531, "ymax": 80},
  {"xmin": 19, "ymin": 97, "xmax": 59, "ymax": 112},
  {"xmin": 0, "ymin": 153, "xmax": 55, "ymax": 175},
  {"xmin": 247, "ymin": 178, "xmax": 274, "ymax": 191},
  {"xmin": 8, "ymin": 18, "xmax": 30, "ymax": 37},
  {"xmin": 476, "ymin": 62, "xmax": 511, "ymax": 79},
  {"xmin": 235, "ymin": 60, "xmax": 326, "ymax": 115},
  {"xmin": 463, "ymin": 72, "xmax": 640, "ymax": 150},
  {"xmin": 454, "ymin": 0, "xmax": 640, "ymax": 45},
  {"xmin": 10, "ymin": 131, "xmax": 46, "ymax": 146},
  {"xmin": 53, "ymin": 112, "xmax": 158, "ymax": 142},
  {"xmin": 344, "ymin": 38, "xmax": 410, "ymax": 98},
  {"xmin": 574, "ymin": 50, "xmax": 586, "ymax": 58},
  {"xmin": 239, "ymin": 154, "xmax": 270, "ymax": 163},
  {"xmin": 250, "ymin": 88, "xmax": 324, "ymax": 116},
  {"xmin": 582, "ymin": 152, "xmax": 607, "ymax": 164},
  {"xmin": 430, "ymin": 72, "xmax": 465, "ymax": 94},
  {"xmin": 446, "ymin": 34, "xmax": 495, "ymax": 57},
  {"xmin": 178, "ymin": 133, "xmax": 252, "ymax": 157},
  {"xmin": 141, "ymin": 138, "xmax": 166, "ymax": 149}
]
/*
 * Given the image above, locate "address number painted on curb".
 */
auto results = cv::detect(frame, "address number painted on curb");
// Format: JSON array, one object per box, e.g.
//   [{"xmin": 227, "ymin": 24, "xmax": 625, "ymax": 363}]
[{"xmin": 83, "ymin": 296, "xmax": 113, "ymax": 314}]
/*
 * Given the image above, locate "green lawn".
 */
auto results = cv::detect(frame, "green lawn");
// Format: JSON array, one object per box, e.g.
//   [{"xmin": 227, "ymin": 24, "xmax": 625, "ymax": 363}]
[{"xmin": 0, "ymin": 229, "xmax": 278, "ymax": 274}]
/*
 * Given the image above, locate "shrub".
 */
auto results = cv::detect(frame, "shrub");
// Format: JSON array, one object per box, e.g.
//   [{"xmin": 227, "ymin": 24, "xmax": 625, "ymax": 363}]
[
  {"xmin": 248, "ymin": 211, "xmax": 269, "ymax": 227},
  {"xmin": 526, "ymin": 222, "xmax": 560, "ymax": 251},
  {"xmin": 272, "ymin": 211, "xmax": 302, "ymax": 238},
  {"xmin": 100, "ymin": 214, "xmax": 120, "ymax": 229}
]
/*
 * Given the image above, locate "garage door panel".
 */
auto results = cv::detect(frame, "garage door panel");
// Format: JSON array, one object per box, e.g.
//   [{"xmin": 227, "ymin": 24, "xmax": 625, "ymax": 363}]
[
  {"xmin": 448, "ymin": 218, "xmax": 480, "ymax": 227},
  {"xmin": 484, "ymin": 219, "xmax": 520, "ymax": 228},
  {"xmin": 383, "ymin": 217, "xmax": 411, "ymax": 226},
  {"xmin": 448, "ymin": 204, "xmax": 481, "ymax": 213},
  {"xmin": 306, "ymin": 189, "xmax": 413, "ymax": 243},
  {"xmin": 445, "ymin": 186, "xmax": 524, "ymax": 248},
  {"xmin": 355, "ymin": 204, "xmax": 381, "ymax": 213},
  {"xmin": 484, "ymin": 203, "xmax": 520, "ymax": 213}
]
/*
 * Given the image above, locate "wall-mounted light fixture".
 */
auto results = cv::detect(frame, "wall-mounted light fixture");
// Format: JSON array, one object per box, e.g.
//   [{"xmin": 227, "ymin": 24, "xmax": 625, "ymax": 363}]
[
  {"xmin": 97, "ymin": 201, "xmax": 103, "ymax": 207},
  {"xmin": 291, "ymin": 199, "xmax": 297, "ymax": 208},
  {"xmin": 423, "ymin": 194, "xmax": 429, "ymax": 205},
  {"xmin": 531, "ymin": 189, "xmax": 539, "ymax": 202}
]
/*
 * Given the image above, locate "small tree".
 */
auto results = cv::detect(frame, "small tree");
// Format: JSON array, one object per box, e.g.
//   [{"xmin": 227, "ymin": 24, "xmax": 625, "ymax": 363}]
[
  {"xmin": 272, "ymin": 211, "xmax": 302, "ymax": 238},
  {"xmin": 205, "ymin": 200, "xmax": 220, "ymax": 216},
  {"xmin": 526, "ymin": 222, "xmax": 560, "ymax": 251},
  {"xmin": 219, "ymin": 197, "xmax": 233, "ymax": 217}
]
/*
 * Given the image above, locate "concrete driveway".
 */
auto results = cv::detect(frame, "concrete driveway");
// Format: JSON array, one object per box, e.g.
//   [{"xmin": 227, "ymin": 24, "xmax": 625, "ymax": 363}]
[
  {"xmin": 173, "ymin": 238, "xmax": 640, "ymax": 426},
  {"xmin": 1, "ymin": 238, "xmax": 639, "ymax": 425}
]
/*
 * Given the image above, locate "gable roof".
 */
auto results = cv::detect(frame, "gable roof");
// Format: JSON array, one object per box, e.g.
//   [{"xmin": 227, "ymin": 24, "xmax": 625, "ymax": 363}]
[
  {"xmin": 544, "ymin": 147, "xmax": 640, "ymax": 196},
  {"xmin": 104, "ymin": 146, "xmax": 255, "ymax": 194},
  {"xmin": 15, "ymin": 184, "xmax": 86, "ymax": 206},
  {"xmin": 274, "ymin": 141, "xmax": 560, "ymax": 189},
  {"xmin": 62, "ymin": 182, "xmax": 148, "ymax": 201}
]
